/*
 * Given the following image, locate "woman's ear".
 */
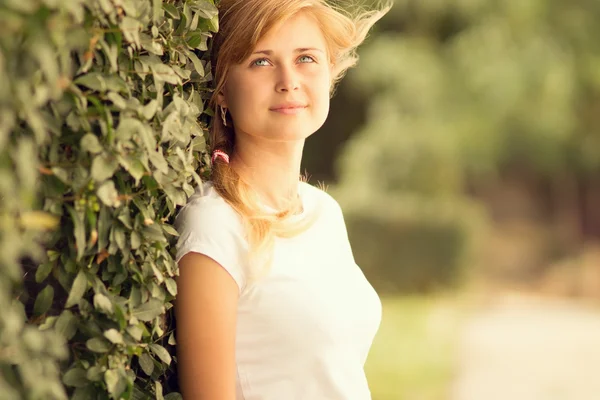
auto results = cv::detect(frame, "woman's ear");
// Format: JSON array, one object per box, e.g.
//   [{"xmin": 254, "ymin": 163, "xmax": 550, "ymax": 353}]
[{"xmin": 216, "ymin": 89, "xmax": 227, "ymax": 109}]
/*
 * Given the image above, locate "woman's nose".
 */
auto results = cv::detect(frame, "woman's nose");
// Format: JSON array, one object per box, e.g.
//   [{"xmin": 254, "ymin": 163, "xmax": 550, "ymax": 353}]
[{"xmin": 275, "ymin": 65, "xmax": 300, "ymax": 92}]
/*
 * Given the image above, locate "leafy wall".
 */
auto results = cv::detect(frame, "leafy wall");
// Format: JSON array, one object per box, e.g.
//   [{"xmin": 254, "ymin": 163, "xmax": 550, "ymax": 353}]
[{"xmin": 0, "ymin": 0, "xmax": 217, "ymax": 398}]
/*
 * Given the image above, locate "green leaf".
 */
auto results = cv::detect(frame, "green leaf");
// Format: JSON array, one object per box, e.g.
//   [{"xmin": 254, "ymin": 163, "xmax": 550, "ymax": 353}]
[
  {"xmin": 163, "ymin": 3, "xmax": 180, "ymax": 19},
  {"xmin": 75, "ymin": 73, "xmax": 107, "ymax": 92},
  {"xmin": 104, "ymin": 369, "xmax": 123, "ymax": 398},
  {"xmin": 86, "ymin": 337, "xmax": 111, "ymax": 353},
  {"xmin": 114, "ymin": 226, "xmax": 127, "ymax": 250},
  {"xmin": 93, "ymin": 293, "xmax": 114, "ymax": 314},
  {"xmin": 189, "ymin": 0, "xmax": 218, "ymax": 19},
  {"xmin": 207, "ymin": 15, "xmax": 219, "ymax": 32},
  {"xmin": 91, "ymin": 153, "xmax": 119, "ymax": 182},
  {"xmin": 183, "ymin": 48, "xmax": 205, "ymax": 77},
  {"xmin": 66, "ymin": 205, "xmax": 86, "ymax": 261},
  {"xmin": 151, "ymin": 64, "xmax": 181, "ymax": 85},
  {"xmin": 162, "ymin": 224, "xmax": 179, "ymax": 237},
  {"xmin": 63, "ymin": 367, "xmax": 88, "ymax": 388},
  {"xmin": 97, "ymin": 180, "xmax": 121, "ymax": 207},
  {"xmin": 152, "ymin": 0, "xmax": 163, "ymax": 22},
  {"xmin": 120, "ymin": 16, "xmax": 142, "ymax": 47},
  {"xmin": 168, "ymin": 332, "xmax": 176, "ymax": 346},
  {"xmin": 127, "ymin": 324, "xmax": 143, "ymax": 341},
  {"xmin": 155, "ymin": 380, "xmax": 164, "ymax": 400},
  {"xmin": 104, "ymin": 328, "xmax": 124, "ymax": 344},
  {"xmin": 86, "ymin": 365, "xmax": 105, "ymax": 382},
  {"xmin": 138, "ymin": 352, "xmax": 154, "ymax": 376},
  {"xmin": 131, "ymin": 231, "xmax": 142, "ymax": 249},
  {"xmin": 165, "ymin": 278, "xmax": 177, "ymax": 296},
  {"xmin": 66, "ymin": 270, "xmax": 88, "ymax": 308},
  {"xmin": 132, "ymin": 298, "xmax": 165, "ymax": 322},
  {"xmin": 141, "ymin": 100, "xmax": 158, "ymax": 120},
  {"xmin": 148, "ymin": 150, "xmax": 169, "ymax": 174},
  {"xmin": 80, "ymin": 133, "xmax": 103, "ymax": 154},
  {"xmin": 33, "ymin": 285, "xmax": 54, "ymax": 316},
  {"xmin": 35, "ymin": 261, "xmax": 53, "ymax": 283},
  {"xmin": 107, "ymin": 92, "xmax": 127, "ymax": 109},
  {"xmin": 149, "ymin": 343, "xmax": 172, "ymax": 365},
  {"xmin": 118, "ymin": 155, "xmax": 146, "ymax": 185},
  {"xmin": 164, "ymin": 394, "xmax": 183, "ymax": 400},
  {"xmin": 55, "ymin": 310, "xmax": 78, "ymax": 340}
]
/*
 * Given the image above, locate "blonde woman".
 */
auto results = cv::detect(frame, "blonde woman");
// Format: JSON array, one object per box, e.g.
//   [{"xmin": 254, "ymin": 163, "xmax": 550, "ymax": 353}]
[{"xmin": 174, "ymin": 1, "xmax": 389, "ymax": 399}]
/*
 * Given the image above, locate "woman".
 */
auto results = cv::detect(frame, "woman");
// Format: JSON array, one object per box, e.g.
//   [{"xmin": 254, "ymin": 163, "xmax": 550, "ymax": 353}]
[{"xmin": 174, "ymin": 1, "xmax": 389, "ymax": 398}]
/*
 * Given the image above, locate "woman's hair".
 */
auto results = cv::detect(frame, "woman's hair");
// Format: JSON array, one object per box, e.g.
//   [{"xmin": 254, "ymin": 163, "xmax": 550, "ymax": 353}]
[{"xmin": 208, "ymin": 0, "xmax": 389, "ymax": 280}]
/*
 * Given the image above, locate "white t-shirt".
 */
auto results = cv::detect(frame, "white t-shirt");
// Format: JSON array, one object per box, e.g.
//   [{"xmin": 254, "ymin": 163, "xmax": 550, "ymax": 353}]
[{"xmin": 175, "ymin": 181, "xmax": 382, "ymax": 400}]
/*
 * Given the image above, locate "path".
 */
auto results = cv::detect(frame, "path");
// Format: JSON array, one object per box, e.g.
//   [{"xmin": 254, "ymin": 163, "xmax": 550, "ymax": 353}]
[{"xmin": 451, "ymin": 295, "xmax": 600, "ymax": 400}]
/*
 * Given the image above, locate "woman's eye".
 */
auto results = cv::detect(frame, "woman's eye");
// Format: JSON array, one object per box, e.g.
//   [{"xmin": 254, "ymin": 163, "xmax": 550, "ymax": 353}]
[
  {"xmin": 252, "ymin": 58, "xmax": 270, "ymax": 67},
  {"xmin": 298, "ymin": 55, "xmax": 316, "ymax": 63}
]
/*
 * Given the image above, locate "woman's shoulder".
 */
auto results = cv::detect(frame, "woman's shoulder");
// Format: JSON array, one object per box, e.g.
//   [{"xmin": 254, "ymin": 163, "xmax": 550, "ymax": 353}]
[
  {"xmin": 175, "ymin": 181, "xmax": 243, "ymax": 233},
  {"xmin": 299, "ymin": 181, "xmax": 343, "ymax": 214}
]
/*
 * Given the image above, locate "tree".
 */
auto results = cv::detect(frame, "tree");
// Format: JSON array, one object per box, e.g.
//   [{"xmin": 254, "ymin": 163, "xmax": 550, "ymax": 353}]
[{"xmin": 333, "ymin": 0, "xmax": 600, "ymax": 291}]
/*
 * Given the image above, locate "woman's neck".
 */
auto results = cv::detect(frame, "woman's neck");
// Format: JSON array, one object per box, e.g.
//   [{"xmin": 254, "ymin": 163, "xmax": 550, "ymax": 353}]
[{"xmin": 230, "ymin": 135, "xmax": 305, "ymax": 211}]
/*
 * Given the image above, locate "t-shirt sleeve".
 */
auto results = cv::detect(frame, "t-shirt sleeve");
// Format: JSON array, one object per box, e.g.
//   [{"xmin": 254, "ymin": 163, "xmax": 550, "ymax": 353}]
[{"xmin": 174, "ymin": 198, "xmax": 248, "ymax": 293}]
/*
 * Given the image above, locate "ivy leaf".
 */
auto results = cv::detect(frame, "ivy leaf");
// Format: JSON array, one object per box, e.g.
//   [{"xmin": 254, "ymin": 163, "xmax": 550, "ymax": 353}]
[
  {"xmin": 63, "ymin": 367, "xmax": 88, "ymax": 388},
  {"xmin": 132, "ymin": 298, "xmax": 165, "ymax": 322},
  {"xmin": 93, "ymin": 293, "xmax": 114, "ymax": 314},
  {"xmin": 163, "ymin": 3, "xmax": 180, "ymax": 19},
  {"xmin": 96, "ymin": 180, "xmax": 121, "ymax": 208},
  {"xmin": 120, "ymin": 16, "xmax": 142, "ymax": 47},
  {"xmin": 103, "ymin": 329, "xmax": 123, "ymax": 344},
  {"xmin": 66, "ymin": 205, "xmax": 86, "ymax": 260},
  {"xmin": 104, "ymin": 369, "xmax": 127, "ymax": 398},
  {"xmin": 189, "ymin": 0, "xmax": 218, "ymax": 19},
  {"xmin": 55, "ymin": 310, "xmax": 78, "ymax": 340},
  {"xmin": 86, "ymin": 365, "xmax": 105, "ymax": 382},
  {"xmin": 151, "ymin": 64, "xmax": 181, "ymax": 85},
  {"xmin": 87, "ymin": 337, "xmax": 111, "ymax": 353},
  {"xmin": 138, "ymin": 352, "xmax": 154, "ymax": 376},
  {"xmin": 156, "ymin": 381, "xmax": 164, "ymax": 400},
  {"xmin": 75, "ymin": 73, "xmax": 107, "ymax": 92},
  {"xmin": 33, "ymin": 285, "xmax": 54, "ymax": 316},
  {"xmin": 149, "ymin": 343, "xmax": 172, "ymax": 365},
  {"xmin": 35, "ymin": 261, "xmax": 53, "ymax": 283},
  {"xmin": 127, "ymin": 324, "xmax": 144, "ymax": 341},
  {"xmin": 80, "ymin": 133, "xmax": 103, "ymax": 154},
  {"xmin": 183, "ymin": 48, "xmax": 205, "ymax": 77},
  {"xmin": 91, "ymin": 153, "xmax": 119, "ymax": 182},
  {"xmin": 162, "ymin": 224, "xmax": 179, "ymax": 237},
  {"xmin": 152, "ymin": 0, "xmax": 163, "ymax": 22},
  {"xmin": 65, "ymin": 270, "xmax": 88, "ymax": 308},
  {"xmin": 165, "ymin": 278, "xmax": 177, "ymax": 296}
]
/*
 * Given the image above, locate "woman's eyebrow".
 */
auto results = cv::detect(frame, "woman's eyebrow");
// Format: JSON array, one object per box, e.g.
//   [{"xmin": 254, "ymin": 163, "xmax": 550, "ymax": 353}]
[{"xmin": 251, "ymin": 48, "xmax": 325, "ymax": 55}]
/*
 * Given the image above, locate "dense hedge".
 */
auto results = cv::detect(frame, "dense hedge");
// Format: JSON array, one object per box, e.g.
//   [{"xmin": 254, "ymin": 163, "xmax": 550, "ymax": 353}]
[
  {"xmin": 336, "ymin": 192, "xmax": 484, "ymax": 295},
  {"xmin": 1, "ymin": 0, "xmax": 217, "ymax": 398}
]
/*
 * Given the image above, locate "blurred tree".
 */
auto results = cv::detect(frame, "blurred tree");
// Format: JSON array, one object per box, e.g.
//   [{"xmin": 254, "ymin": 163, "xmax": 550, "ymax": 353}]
[{"xmin": 330, "ymin": 0, "xmax": 600, "ymax": 291}]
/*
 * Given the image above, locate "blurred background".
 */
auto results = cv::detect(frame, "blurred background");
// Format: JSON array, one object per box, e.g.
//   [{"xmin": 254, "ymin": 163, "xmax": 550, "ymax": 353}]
[{"xmin": 302, "ymin": 0, "xmax": 600, "ymax": 399}]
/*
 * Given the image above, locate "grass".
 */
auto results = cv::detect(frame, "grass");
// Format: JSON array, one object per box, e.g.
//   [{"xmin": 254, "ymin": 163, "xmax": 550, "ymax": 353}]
[{"xmin": 365, "ymin": 294, "xmax": 463, "ymax": 400}]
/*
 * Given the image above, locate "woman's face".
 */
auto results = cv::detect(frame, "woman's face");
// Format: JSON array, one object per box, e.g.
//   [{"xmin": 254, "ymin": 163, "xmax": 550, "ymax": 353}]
[{"xmin": 218, "ymin": 11, "xmax": 332, "ymax": 142}]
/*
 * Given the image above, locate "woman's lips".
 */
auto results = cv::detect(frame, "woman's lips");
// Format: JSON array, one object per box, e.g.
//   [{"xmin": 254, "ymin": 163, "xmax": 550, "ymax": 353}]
[
  {"xmin": 270, "ymin": 102, "xmax": 308, "ymax": 115},
  {"xmin": 270, "ymin": 106, "xmax": 307, "ymax": 115}
]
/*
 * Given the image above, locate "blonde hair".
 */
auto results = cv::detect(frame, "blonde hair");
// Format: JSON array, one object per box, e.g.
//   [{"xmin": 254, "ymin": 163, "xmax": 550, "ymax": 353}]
[{"xmin": 208, "ymin": 0, "xmax": 389, "ymax": 280}]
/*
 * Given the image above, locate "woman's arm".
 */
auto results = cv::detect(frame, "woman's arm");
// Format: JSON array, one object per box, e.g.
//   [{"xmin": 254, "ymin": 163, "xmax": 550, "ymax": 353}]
[{"xmin": 175, "ymin": 252, "xmax": 240, "ymax": 400}]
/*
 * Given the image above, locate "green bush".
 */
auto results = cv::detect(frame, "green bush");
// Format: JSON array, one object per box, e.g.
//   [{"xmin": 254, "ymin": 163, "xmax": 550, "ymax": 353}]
[
  {"xmin": 335, "ymin": 192, "xmax": 484, "ymax": 295},
  {"xmin": 1, "ymin": 0, "xmax": 218, "ymax": 398}
]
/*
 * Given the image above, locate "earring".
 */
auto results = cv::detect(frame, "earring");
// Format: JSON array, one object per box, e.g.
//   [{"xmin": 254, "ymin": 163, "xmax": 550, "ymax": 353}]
[{"xmin": 220, "ymin": 105, "xmax": 227, "ymax": 127}]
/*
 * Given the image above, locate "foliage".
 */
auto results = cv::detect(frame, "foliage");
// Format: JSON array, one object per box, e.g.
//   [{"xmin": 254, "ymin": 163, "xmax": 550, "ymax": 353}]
[
  {"xmin": 0, "ymin": 0, "xmax": 218, "ymax": 398},
  {"xmin": 332, "ymin": 0, "xmax": 600, "ymax": 290}
]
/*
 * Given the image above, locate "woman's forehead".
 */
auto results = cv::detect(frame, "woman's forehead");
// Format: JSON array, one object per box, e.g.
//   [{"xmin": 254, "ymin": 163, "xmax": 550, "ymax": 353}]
[{"xmin": 251, "ymin": 13, "xmax": 327, "ymax": 53}]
